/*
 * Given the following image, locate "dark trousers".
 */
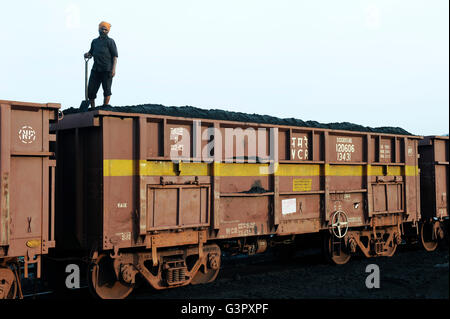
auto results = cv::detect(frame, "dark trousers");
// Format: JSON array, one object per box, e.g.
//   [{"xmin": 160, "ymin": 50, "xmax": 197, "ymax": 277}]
[{"xmin": 88, "ymin": 70, "xmax": 113, "ymax": 99}]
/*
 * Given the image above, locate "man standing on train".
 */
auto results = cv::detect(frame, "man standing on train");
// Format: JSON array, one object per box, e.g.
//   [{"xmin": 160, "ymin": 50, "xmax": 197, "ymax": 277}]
[{"xmin": 83, "ymin": 21, "xmax": 118, "ymax": 108}]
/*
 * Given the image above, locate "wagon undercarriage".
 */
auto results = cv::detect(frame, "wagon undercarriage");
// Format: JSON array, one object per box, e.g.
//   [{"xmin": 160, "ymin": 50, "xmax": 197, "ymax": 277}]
[{"xmin": 88, "ymin": 243, "xmax": 221, "ymax": 299}]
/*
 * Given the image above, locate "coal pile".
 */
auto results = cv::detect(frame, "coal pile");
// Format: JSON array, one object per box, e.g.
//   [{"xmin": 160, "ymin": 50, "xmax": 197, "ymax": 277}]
[{"xmin": 63, "ymin": 103, "xmax": 412, "ymax": 135}]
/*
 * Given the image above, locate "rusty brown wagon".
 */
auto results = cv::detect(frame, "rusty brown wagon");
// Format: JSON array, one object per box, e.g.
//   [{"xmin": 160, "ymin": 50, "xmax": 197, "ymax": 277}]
[
  {"xmin": 419, "ymin": 135, "xmax": 449, "ymax": 251},
  {"xmin": 52, "ymin": 106, "xmax": 423, "ymax": 299},
  {"xmin": 0, "ymin": 100, "xmax": 60, "ymax": 299}
]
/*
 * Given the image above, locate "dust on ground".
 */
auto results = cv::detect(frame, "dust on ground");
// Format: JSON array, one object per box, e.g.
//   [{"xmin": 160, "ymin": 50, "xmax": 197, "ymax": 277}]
[{"xmin": 133, "ymin": 245, "xmax": 449, "ymax": 299}]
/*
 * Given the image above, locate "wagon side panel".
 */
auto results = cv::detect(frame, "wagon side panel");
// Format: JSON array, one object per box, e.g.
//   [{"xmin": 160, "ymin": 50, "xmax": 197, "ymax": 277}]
[
  {"xmin": 419, "ymin": 136, "xmax": 449, "ymax": 220},
  {"xmin": 102, "ymin": 116, "xmax": 137, "ymax": 250},
  {"xmin": 433, "ymin": 138, "xmax": 449, "ymax": 219},
  {"xmin": 0, "ymin": 101, "xmax": 59, "ymax": 266}
]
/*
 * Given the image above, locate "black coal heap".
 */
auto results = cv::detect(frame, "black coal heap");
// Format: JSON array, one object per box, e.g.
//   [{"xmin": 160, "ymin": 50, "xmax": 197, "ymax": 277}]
[{"xmin": 63, "ymin": 103, "xmax": 412, "ymax": 135}]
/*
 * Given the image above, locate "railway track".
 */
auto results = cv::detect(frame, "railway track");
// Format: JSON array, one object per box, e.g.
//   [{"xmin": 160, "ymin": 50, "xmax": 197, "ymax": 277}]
[
  {"xmin": 24, "ymin": 242, "xmax": 449, "ymax": 299},
  {"xmin": 23, "ymin": 246, "xmax": 322, "ymax": 299}
]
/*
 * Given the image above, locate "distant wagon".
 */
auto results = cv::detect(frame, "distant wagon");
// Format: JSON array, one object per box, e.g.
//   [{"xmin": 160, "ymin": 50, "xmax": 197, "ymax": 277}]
[
  {"xmin": 418, "ymin": 135, "xmax": 449, "ymax": 251},
  {"xmin": 0, "ymin": 100, "xmax": 59, "ymax": 298}
]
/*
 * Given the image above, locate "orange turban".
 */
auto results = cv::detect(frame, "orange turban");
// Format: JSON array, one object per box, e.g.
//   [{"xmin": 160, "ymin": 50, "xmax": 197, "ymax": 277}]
[{"xmin": 99, "ymin": 21, "xmax": 111, "ymax": 31}]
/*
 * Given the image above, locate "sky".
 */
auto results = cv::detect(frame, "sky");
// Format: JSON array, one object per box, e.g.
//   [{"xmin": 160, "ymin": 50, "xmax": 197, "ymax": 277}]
[{"xmin": 0, "ymin": 0, "xmax": 448, "ymax": 136}]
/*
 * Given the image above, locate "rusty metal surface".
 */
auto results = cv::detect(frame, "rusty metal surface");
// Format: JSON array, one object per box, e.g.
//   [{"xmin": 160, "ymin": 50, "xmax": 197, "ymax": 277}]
[
  {"xmin": 419, "ymin": 136, "xmax": 449, "ymax": 220},
  {"xmin": 0, "ymin": 100, "xmax": 59, "ymax": 279},
  {"xmin": 0, "ymin": 266, "xmax": 16, "ymax": 299},
  {"xmin": 0, "ymin": 99, "xmax": 443, "ymax": 298},
  {"xmin": 52, "ymin": 108, "xmax": 425, "ymax": 297},
  {"xmin": 54, "ymin": 110, "xmax": 422, "ymax": 257}
]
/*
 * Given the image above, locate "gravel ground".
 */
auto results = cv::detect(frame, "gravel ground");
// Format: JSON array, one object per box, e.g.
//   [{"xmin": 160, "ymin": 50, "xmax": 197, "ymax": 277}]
[
  {"xmin": 26, "ymin": 243, "xmax": 448, "ymax": 302},
  {"xmin": 18, "ymin": 246, "xmax": 446, "ymax": 318},
  {"xmin": 131, "ymin": 244, "xmax": 449, "ymax": 300}
]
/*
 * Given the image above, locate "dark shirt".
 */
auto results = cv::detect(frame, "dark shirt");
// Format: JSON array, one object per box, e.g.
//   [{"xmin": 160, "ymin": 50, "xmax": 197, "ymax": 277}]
[{"xmin": 88, "ymin": 36, "xmax": 118, "ymax": 72}]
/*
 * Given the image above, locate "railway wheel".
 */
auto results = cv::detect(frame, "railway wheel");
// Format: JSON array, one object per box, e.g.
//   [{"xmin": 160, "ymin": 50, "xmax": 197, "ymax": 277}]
[
  {"xmin": 191, "ymin": 252, "xmax": 221, "ymax": 285},
  {"xmin": 88, "ymin": 254, "xmax": 135, "ymax": 299},
  {"xmin": 420, "ymin": 222, "xmax": 440, "ymax": 252},
  {"xmin": 0, "ymin": 266, "xmax": 18, "ymax": 299},
  {"xmin": 323, "ymin": 233, "xmax": 351, "ymax": 265}
]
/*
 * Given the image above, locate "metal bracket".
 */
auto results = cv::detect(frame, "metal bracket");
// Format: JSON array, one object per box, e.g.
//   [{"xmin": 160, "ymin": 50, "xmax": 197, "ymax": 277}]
[
  {"xmin": 151, "ymin": 236, "xmax": 158, "ymax": 267},
  {"xmin": 371, "ymin": 216, "xmax": 378, "ymax": 238},
  {"xmin": 24, "ymin": 253, "xmax": 41, "ymax": 279},
  {"xmin": 160, "ymin": 176, "xmax": 174, "ymax": 185},
  {"xmin": 110, "ymin": 245, "xmax": 120, "ymax": 259},
  {"xmin": 198, "ymin": 231, "xmax": 204, "ymax": 259}
]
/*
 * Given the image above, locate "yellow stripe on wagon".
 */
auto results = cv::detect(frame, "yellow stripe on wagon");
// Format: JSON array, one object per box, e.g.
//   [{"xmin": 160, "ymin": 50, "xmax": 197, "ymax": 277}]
[
  {"xmin": 325, "ymin": 164, "xmax": 364, "ymax": 176},
  {"xmin": 103, "ymin": 160, "xmax": 419, "ymax": 177},
  {"xmin": 276, "ymin": 164, "xmax": 321, "ymax": 177},
  {"xmin": 103, "ymin": 159, "xmax": 136, "ymax": 177},
  {"xmin": 404, "ymin": 165, "xmax": 419, "ymax": 176}
]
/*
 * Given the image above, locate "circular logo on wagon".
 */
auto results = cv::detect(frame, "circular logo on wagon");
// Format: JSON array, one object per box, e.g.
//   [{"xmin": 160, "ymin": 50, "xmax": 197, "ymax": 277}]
[{"xmin": 18, "ymin": 126, "xmax": 36, "ymax": 144}]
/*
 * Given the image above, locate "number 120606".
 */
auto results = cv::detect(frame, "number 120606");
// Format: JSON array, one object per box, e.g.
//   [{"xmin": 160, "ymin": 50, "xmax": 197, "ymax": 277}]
[{"xmin": 336, "ymin": 143, "xmax": 355, "ymax": 161}]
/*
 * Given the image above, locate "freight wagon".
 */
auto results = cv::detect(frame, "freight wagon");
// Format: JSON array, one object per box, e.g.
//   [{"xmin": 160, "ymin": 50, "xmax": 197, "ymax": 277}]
[
  {"xmin": 0, "ymin": 100, "xmax": 60, "ymax": 298},
  {"xmin": 1, "ymin": 100, "xmax": 446, "ymax": 299},
  {"xmin": 51, "ymin": 106, "xmax": 425, "ymax": 299},
  {"xmin": 418, "ymin": 136, "xmax": 449, "ymax": 251}
]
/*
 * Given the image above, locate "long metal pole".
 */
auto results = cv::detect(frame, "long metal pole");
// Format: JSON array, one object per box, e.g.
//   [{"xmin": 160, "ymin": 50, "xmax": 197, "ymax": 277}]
[{"xmin": 85, "ymin": 59, "xmax": 88, "ymax": 101}]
